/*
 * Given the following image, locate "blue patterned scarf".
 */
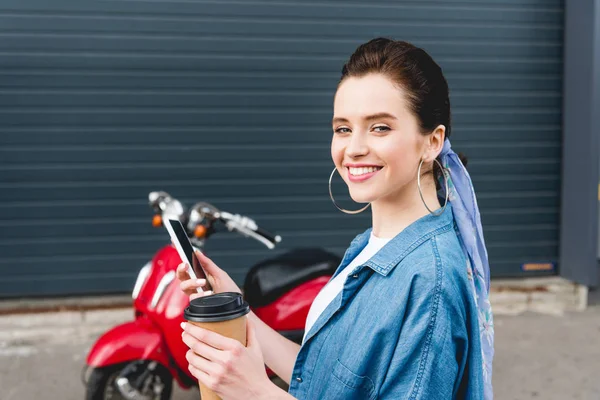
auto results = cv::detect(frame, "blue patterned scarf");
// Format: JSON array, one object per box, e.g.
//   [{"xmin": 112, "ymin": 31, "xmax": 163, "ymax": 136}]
[{"xmin": 440, "ymin": 139, "xmax": 494, "ymax": 399}]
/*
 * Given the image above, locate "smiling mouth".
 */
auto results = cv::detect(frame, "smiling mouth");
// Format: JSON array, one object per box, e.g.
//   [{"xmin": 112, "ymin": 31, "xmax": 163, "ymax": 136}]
[{"xmin": 348, "ymin": 166, "xmax": 383, "ymax": 176}]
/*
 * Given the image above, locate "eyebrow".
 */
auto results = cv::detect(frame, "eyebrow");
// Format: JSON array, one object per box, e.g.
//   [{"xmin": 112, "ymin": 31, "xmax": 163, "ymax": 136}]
[{"xmin": 332, "ymin": 112, "xmax": 398, "ymax": 125}]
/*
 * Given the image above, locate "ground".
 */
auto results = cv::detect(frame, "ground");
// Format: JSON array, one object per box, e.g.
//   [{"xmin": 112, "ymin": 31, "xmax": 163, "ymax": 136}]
[{"xmin": 1, "ymin": 304, "xmax": 599, "ymax": 400}]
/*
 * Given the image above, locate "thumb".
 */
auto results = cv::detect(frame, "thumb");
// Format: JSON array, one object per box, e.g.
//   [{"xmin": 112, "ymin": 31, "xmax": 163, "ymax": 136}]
[
  {"xmin": 195, "ymin": 250, "xmax": 219, "ymax": 274},
  {"xmin": 195, "ymin": 250, "xmax": 221, "ymax": 277},
  {"xmin": 195, "ymin": 250, "xmax": 220, "ymax": 289}
]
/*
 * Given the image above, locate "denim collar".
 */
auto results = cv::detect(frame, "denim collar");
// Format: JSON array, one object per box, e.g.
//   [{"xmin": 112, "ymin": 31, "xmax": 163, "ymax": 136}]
[{"xmin": 347, "ymin": 203, "xmax": 455, "ymax": 277}]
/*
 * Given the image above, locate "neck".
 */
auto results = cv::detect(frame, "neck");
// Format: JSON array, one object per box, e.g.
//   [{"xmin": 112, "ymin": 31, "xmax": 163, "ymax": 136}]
[{"xmin": 371, "ymin": 175, "xmax": 441, "ymax": 238}]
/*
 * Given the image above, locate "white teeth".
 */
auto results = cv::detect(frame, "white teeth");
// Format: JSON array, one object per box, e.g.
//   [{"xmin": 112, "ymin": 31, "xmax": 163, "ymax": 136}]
[{"xmin": 349, "ymin": 166, "xmax": 381, "ymax": 176}]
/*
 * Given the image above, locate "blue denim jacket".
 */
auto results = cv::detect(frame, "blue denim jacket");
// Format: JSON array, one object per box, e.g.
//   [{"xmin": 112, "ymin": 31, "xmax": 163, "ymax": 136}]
[{"xmin": 288, "ymin": 204, "xmax": 484, "ymax": 399}]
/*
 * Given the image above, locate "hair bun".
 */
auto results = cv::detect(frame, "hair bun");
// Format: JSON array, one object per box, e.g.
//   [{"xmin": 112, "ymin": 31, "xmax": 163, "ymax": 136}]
[{"xmin": 457, "ymin": 152, "xmax": 468, "ymax": 168}]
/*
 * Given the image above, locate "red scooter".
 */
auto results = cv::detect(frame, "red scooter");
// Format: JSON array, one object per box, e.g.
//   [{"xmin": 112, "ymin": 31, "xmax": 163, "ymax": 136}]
[{"xmin": 84, "ymin": 191, "xmax": 340, "ymax": 400}]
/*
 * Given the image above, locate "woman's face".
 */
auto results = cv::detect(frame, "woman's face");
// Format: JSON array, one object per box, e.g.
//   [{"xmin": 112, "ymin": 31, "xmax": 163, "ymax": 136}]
[{"xmin": 331, "ymin": 73, "xmax": 428, "ymax": 205}]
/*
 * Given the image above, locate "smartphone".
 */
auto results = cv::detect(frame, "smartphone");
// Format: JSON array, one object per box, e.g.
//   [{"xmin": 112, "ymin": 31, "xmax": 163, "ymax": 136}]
[{"xmin": 164, "ymin": 218, "xmax": 213, "ymax": 292}]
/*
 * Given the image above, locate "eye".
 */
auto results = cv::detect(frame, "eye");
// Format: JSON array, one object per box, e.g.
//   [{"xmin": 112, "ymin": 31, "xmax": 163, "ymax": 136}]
[
  {"xmin": 372, "ymin": 125, "xmax": 391, "ymax": 133},
  {"xmin": 334, "ymin": 127, "xmax": 351, "ymax": 134}
]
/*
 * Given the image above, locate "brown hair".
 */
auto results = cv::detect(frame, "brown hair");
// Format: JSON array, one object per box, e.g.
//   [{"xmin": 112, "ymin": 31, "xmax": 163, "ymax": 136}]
[{"xmin": 338, "ymin": 37, "xmax": 467, "ymax": 189}]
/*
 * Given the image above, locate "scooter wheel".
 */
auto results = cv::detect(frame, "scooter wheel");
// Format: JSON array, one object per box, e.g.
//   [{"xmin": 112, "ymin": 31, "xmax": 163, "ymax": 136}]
[{"xmin": 85, "ymin": 362, "xmax": 173, "ymax": 400}]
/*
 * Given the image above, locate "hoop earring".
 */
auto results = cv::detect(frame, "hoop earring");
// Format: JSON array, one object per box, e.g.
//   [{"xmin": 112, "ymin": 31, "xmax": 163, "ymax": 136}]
[
  {"xmin": 417, "ymin": 158, "xmax": 449, "ymax": 217},
  {"xmin": 328, "ymin": 167, "xmax": 371, "ymax": 215}
]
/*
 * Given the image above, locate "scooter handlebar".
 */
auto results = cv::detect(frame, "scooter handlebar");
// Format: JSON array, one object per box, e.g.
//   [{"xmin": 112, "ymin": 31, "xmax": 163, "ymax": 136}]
[
  {"xmin": 218, "ymin": 211, "xmax": 281, "ymax": 249},
  {"xmin": 254, "ymin": 226, "xmax": 282, "ymax": 245}
]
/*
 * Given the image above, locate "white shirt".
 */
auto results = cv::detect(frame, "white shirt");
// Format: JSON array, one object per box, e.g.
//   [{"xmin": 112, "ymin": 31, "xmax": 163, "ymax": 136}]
[{"xmin": 302, "ymin": 233, "xmax": 391, "ymax": 344}]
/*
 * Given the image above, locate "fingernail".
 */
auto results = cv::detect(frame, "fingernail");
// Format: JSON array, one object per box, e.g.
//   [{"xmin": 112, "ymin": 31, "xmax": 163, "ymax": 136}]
[
  {"xmin": 180, "ymin": 322, "xmax": 186, "ymax": 330},
  {"xmin": 196, "ymin": 279, "xmax": 205, "ymax": 285}
]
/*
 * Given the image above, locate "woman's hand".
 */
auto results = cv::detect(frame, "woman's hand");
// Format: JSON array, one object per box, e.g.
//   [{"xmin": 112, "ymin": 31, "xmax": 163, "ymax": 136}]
[
  {"xmin": 176, "ymin": 249, "xmax": 241, "ymax": 300},
  {"xmin": 181, "ymin": 318, "xmax": 277, "ymax": 400}
]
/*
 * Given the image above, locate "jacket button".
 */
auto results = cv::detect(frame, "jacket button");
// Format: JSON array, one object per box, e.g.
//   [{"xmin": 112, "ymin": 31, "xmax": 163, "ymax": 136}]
[{"xmin": 296, "ymin": 377, "xmax": 303, "ymax": 383}]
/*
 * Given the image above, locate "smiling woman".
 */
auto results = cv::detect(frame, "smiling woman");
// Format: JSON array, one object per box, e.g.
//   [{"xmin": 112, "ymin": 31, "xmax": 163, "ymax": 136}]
[
  {"xmin": 177, "ymin": 37, "xmax": 494, "ymax": 400},
  {"xmin": 332, "ymin": 73, "xmax": 438, "ymax": 211}
]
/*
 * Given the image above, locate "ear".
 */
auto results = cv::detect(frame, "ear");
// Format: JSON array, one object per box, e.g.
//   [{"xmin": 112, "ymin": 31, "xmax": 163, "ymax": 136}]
[{"xmin": 424, "ymin": 125, "xmax": 446, "ymax": 161}]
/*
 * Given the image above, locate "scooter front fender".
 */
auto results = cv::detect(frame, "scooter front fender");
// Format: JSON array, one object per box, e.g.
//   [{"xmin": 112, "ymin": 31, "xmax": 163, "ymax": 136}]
[
  {"xmin": 86, "ymin": 317, "xmax": 169, "ymax": 367},
  {"xmin": 86, "ymin": 317, "xmax": 191, "ymax": 388}
]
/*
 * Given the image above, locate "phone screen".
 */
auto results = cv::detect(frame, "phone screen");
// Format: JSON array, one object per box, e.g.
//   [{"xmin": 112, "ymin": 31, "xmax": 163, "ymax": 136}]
[{"xmin": 166, "ymin": 219, "xmax": 212, "ymax": 291}]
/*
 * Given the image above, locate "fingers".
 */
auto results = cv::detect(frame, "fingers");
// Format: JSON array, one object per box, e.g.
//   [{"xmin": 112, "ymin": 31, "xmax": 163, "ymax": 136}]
[
  {"xmin": 182, "ymin": 331, "xmax": 223, "ymax": 362},
  {"xmin": 185, "ymin": 350, "xmax": 220, "ymax": 374},
  {"xmin": 176, "ymin": 263, "xmax": 191, "ymax": 281},
  {"xmin": 187, "ymin": 362, "xmax": 215, "ymax": 389},
  {"xmin": 181, "ymin": 322, "xmax": 241, "ymax": 352},
  {"xmin": 180, "ymin": 277, "xmax": 207, "ymax": 293},
  {"xmin": 190, "ymin": 291, "xmax": 213, "ymax": 301},
  {"xmin": 177, "ymin": 261, "xmax": 211, "ymax": 296}
]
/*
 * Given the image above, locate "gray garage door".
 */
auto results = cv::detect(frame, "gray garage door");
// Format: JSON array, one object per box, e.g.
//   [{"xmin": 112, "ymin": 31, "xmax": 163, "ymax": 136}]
[{"xmin": 0, "ymin": 0, "xmax": 563, "ymax": 297}]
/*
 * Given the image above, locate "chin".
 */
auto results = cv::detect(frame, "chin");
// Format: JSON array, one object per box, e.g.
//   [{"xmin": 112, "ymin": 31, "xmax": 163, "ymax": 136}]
[{"xmin": 348, "ymin": 189, "xmax": 378, "ymax": 204}]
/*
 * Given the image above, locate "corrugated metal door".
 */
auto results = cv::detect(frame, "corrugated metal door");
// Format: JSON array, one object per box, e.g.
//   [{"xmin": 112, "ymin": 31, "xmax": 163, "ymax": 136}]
[{"xmin": 0, "ymin": 0, "xmax": 563, "ymax": 297}]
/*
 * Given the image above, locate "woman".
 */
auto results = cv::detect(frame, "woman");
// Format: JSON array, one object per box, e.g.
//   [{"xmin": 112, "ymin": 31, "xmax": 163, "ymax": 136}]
[{"xmin": 177, "ymin": 38, "xmax": 494, "ymax": 399}]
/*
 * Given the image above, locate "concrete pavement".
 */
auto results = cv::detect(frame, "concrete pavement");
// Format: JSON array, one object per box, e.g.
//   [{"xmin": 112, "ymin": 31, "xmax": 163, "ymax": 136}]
[
  {"xmin": 1, "ymin": 305, "xmax": 599, "ymax": 399},
  {"xmin": 0, "ymin": 309, "xmax": 198, "ymax": 400}
]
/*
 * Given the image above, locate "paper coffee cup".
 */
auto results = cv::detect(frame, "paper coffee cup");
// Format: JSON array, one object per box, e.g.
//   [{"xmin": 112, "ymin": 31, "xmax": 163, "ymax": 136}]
[{"xmin": 183, "ymin": 292, "xmax": 250, "ymax": 400}]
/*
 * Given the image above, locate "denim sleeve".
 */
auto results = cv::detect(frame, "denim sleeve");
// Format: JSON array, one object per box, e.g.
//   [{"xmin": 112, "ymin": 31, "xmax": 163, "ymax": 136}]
[{"xmin": 377, "ymin": 245, "xmax": 468, "ymax": 399}]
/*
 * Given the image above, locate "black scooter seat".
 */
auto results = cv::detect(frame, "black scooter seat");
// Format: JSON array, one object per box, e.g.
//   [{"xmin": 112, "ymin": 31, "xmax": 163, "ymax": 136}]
[{"xmin": 243, "ymin": 247, "xmax": 341, "ymax": 308}]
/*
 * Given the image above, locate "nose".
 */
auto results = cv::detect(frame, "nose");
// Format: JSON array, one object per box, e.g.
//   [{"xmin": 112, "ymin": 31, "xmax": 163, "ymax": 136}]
[{"xmin": 345, "ymin": 132, "xmax": 369, "ymax": 159}]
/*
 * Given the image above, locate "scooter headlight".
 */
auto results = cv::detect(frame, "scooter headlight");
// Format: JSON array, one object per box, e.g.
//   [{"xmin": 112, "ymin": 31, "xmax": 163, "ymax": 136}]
[{"xmin": 132, "ymin": 262, "xmax": 152, "ymax": 300}]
